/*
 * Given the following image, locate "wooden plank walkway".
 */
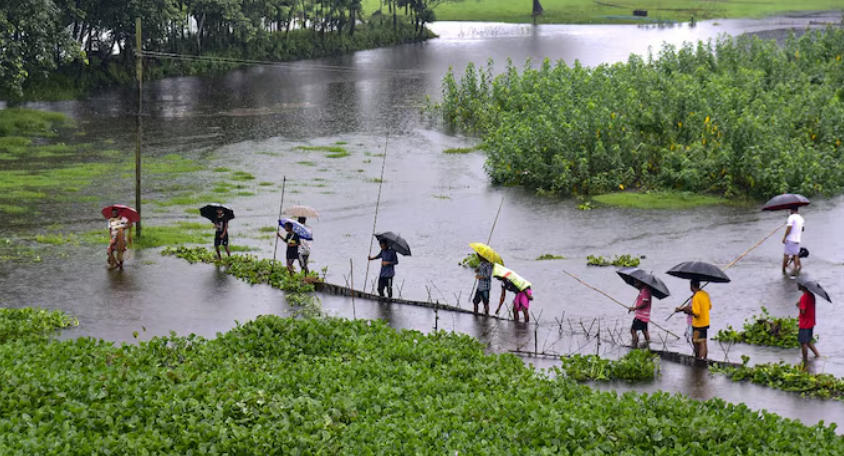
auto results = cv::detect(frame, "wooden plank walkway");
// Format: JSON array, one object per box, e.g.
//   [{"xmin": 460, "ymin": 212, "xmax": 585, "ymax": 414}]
[{"xmin": 314, "ymin": 281, "xmax": 511, "ymax": 321}]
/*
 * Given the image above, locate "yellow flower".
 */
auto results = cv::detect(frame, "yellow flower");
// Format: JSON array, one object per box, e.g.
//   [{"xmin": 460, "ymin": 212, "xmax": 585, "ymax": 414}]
[
  {"xmin": 678, "ymin": 122, "xmax": 682, "ymax": 128},
  {"xmin": 702, "ymin": 138, "xmax": 707, "ymax": 145},
  {"xmin": 836, "ymin": 139, "xmax": 841, "ymax": 147},
  {"xmin": 619, "ymin": 184, "xmax": 625, "ymax": 190},
  {"xmin": 795, "ymin": 50, "xmax": 800, "ymax": 59},
  {"xmin": 811, "ymin": 134, "xmax": 817, "ymax": 140},
  {"xmin": 705, "ymin": 116, "xmax": 710, "ymax": 124}
]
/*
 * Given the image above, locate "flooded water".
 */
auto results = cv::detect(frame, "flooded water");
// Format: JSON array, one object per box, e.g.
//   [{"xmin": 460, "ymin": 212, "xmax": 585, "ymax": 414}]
[{"xmin": 4, "ymin": 12, "xmax": 844, "ymax": 430}]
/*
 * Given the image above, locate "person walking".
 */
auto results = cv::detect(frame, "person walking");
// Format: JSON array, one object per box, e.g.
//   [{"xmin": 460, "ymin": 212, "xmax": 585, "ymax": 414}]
[
  {"xmin": 297, "ymin": 217, "xmax": 311, "ymax": 275},
  {"xmin": 107, "ymin": 209, "xmax": 128, "ymax": 270},
  {"xmin": 493, "ymin": 264, "xmax": 533, "ymax": 322},
  {"xmin": 627, "ymin": 280, "xmax": 652, "ymax": 347},
  {"xmin": 675, "ymin": 280, "xmax": 711, "ymax": 359},
  {"xmin": 782, "ymin": 206, "xmax": 805, "ymax": 274},
  {"xmin": 277, "ymin": 222, "xmax": 300, "ymax": 274},
  {"xmin": 796, "ymin": 282, "xmax": 820, "ymax": 363},
  {"xmin": 368, "ymin": 239, "xmax": 398, "ymax": 299},
  {"xmin": 472, "ymin": 254, "xmax": 493, "ymax": 316},
  {"xmin": 214, "ymin": 207, "xmax": 230, "ymax": 261}
]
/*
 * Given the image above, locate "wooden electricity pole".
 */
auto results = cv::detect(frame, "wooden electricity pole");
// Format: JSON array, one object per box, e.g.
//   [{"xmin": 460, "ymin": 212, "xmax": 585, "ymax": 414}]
[{"xmin": 135, "ymin": 17, "xmax": 143, "ymax": 238}]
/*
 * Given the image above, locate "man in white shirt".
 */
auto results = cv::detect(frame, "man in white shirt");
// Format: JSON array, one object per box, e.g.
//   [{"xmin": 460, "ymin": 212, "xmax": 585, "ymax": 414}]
[{"xmin": 782, "ymin": 206, "xmax": 805, "ymax": 274}]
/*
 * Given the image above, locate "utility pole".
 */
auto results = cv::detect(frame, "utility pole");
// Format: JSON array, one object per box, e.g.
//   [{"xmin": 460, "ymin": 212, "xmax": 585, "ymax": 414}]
[{"xmin": 135, "ymin": 17, "xmax": 143, "ymax": 239}]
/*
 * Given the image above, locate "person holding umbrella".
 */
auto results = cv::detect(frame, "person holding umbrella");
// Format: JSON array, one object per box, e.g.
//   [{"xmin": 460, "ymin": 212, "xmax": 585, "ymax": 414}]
[
  {"xmin": 297, "ymin": 217, "xmax": 312, "ymax": 275},
  {"xmin": 617, "ymin": 268, "xmax": 670, "ymax": 348},
  {"xmin": 675, "ymin": 280, "xmax": 711, "ymax": 359},
  {"xmin": 214, "ymin": 207, "xmax": 230, "ymax": 260},
  {"xmin": 107, "ymin": 208, "xmax": 128, "ymax": 270},
  {"xmin": 468, "ymin": 243, "xmax": 504, "ymax": 316},
  {"xmin": 278, "ymin": 222, "xmax": 301, "ymax": 275},
  {"xmin": 368, "ymin": 239, "xmax": 399, "ymax": 299},
  {"xmin": 796, "ymin": 277, "xmax": 829, "ymax": 363},
  {"xmin": 782, "ymin": 206, "xmax": 805, "ymax": 275}
]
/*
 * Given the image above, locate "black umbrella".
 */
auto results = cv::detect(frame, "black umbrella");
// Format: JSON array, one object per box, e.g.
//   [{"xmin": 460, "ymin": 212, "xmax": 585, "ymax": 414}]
[
  {"xmin": 200, "ymin": 204, "xmax": 235, "ymax": 222},
  {"xmin": 375, "ymin": 232, "xmax": 411, "ymax": 256},
  {"xmin": 616, "ymin": 267, "xmax": 671, "ymax": 300},
  {"xmin": 762, "ymin": 193, "xmax": 810, "ymax": 211},
  {"xmin": 666, "ymin": 261, "xmax": 730, "ymax": 283},
  {"xmin": 798, "ymin": 277, "xmax": 832, "ymax": 303}
]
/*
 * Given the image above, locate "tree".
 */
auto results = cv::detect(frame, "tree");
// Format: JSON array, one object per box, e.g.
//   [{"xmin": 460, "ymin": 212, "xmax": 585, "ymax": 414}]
[{"xmin": 0, "ymin": 0, "xmax": 77, "ymax": 95}]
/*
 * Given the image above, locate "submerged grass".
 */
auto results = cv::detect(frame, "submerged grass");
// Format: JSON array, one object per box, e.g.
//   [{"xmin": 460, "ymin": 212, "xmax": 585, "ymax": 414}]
[
  {"xmin": 592, "ymin": 191, "xmax": 726, "ymax": 210},
  {"xmin": 295, "ymin": 145, "xmax": 347, "ymax": 153},
  {"xmin": 536, "ymin": 254, "xmax": 566, "ymax": 260},
  {"xmin": 443, "ymin": 147, "xmax": 474, "ymax": 154}
]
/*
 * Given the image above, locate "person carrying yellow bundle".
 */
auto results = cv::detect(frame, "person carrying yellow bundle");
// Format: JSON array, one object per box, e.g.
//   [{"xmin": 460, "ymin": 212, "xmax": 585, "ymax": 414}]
[{"xmin": 493, "ymin": 264, "xmax": 533, "ymax": 322}]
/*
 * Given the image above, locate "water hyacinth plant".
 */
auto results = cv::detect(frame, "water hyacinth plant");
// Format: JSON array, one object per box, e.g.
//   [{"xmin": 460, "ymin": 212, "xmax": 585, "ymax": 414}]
[
  {"xmin": 559, "ymin": 350, "xmax": 660, "ymax": 382},
  {"xmin": 712, "ymin": 356, "xmax": 844, "ymax": 400},
  {"xmin": 714, "ymin": 307, "xmax": 811, "ymax": 348},
  {"xmin": 432, "ymin": 29, "xmax": 844, "ymax": 199},
  {"xmin": 2, "ymin": 314, "xmax": 844, "ymax": 453}
]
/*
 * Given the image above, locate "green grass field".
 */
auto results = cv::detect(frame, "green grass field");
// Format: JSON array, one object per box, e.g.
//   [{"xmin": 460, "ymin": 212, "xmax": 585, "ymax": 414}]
[{"xmin": 362, "ymin": 0, "xmax": 842, "ymax": 24}]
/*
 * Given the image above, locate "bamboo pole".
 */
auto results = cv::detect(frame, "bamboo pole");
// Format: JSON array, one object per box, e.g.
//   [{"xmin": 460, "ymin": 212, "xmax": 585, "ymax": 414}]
[
  {"xmin": 362, "ymin": 134, "xmax": 389, "ymax": 293},
  {"xmin": 134, "ymin": 17, "xmax": 143, "ymax": 239},
  {"xmin": 468, "ymin": 197, "xmax": 505, "ymax": 307},
  {"xmin": 270, "ymin": 176, "xmax": 287, "ymax": 272},
  {"xmin": 665, "ymin": 222, "xmax": 786, "ymax": 320},
  {"xmin": 350, "ymin": 258, "xmax": 356, "ymax": 320},
  {"xmin": 562, "ymin": 269, "xmax": 681, "ymax": 339}
]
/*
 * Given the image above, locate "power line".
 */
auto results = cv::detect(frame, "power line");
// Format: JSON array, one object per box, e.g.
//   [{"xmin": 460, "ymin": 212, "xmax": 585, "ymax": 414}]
[{"xmin": 140, "ymin": 50, "xmax": 427, "ymax": 76}]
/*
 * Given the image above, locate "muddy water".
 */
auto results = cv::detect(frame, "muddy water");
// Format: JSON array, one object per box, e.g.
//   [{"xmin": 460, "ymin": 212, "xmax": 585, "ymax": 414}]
[{"xmin": 4, "ymin": 13, "xmax": 844, "ymax": 430}]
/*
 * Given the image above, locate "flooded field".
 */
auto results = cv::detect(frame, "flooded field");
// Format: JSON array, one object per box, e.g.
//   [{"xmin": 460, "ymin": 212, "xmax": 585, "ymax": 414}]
[{"xmin": 2, "ymin": 12, "xmax": 843, "ymax": 430}]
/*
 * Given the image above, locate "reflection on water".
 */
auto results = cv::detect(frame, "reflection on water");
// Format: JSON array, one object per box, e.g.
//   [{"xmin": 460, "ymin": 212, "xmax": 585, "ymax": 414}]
[{"xmin": 3, "ymin": 12, "xmax": 844, "ymax": 431}]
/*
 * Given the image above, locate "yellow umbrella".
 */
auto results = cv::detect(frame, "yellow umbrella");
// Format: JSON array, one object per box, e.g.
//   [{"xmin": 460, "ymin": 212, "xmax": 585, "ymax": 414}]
[{"xmin": 469, "ymin": 242, "xmax": 504, "ymax": 265}]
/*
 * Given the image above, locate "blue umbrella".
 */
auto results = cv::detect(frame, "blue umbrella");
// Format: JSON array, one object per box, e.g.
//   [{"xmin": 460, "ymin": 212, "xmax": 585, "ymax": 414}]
[{"xmin": 279, "ymin": 218, "xmax": 313, "ymax": 240}]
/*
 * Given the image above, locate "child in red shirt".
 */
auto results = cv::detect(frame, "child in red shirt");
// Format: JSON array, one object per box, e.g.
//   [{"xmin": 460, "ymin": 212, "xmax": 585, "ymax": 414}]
[{"xmin": 797, "ymin": 283, "xmax": 820, "ymax": 363}]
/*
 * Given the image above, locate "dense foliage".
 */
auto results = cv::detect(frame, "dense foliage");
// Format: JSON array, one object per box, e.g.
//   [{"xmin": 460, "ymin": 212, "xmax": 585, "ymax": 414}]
[
  {"xmin": 0, "ymin": 307, "xmax": 77, "ymax": 342},
  {"xmin": 587, "ymin": 254, "xmax": 641, "ymax": 267},
  {"xmin": 433, "ymin": 28, "xmax": 844, "ymax": 199},
  {"xmin": 0, "ymin": 0, "xmax": 440, "ymax": 97},
  {"xmin": 3, "ymin": 313, "xmax": 844, "ymax": 454},
  {"xmin": 712, "ymin": 356, "xmax": 844, "ymax": 400},
  {"xmin": 560, "ymin": 350, "xmax": 660, "ymax": 382},
  {"xmin": 714, "ymin": 307, "xmax": 810, "ymax": 348},
  {"xmin": 162, "ymin": 246, "xmax": 317, "ymax": 293}
]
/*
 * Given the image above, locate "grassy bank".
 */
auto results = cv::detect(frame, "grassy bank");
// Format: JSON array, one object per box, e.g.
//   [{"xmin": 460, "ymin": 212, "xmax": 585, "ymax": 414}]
[
  {"xmin": 433, "ymin": 28, "xmax": 844, "ymax": 200},
  {"xmin": 2, "ymin": 310, "xmax": 843, "ymax": 454},
  {"xmin": 363, "ymin": 0, "xmax": 842, "ymax": 24},
  {"xmin": 593, "ymin": 191, "xmax": 726, "ymax": 209}
]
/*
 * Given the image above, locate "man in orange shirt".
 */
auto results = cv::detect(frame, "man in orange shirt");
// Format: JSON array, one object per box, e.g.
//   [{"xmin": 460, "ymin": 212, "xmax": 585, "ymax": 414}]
[{"xmin": 675, "ymin": 280, "xmax": 711, "ymax": 359}]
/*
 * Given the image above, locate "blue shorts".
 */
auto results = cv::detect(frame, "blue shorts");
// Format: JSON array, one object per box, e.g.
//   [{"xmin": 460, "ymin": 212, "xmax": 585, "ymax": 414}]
[
  {"xmin": 798, "ymin": 328, "xmax": 814, "ymax": 344},
  {"xmin": 473, "ymin": 289, "xmax": 490, "ymax": 305}
]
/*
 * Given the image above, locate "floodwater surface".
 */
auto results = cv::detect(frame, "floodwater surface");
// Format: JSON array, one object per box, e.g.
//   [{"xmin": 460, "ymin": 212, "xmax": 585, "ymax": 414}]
[{"xmin": 3, "ymin": 13, "xmax": 844, "ymax": 431}]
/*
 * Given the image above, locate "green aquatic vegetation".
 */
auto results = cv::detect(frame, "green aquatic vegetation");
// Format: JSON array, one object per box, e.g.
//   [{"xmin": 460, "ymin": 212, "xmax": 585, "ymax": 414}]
[
  {"xmin": 577, "ymin": 201, "xmax": 593, "ymax": 210},
  {"xmin": 712, "ymin": 356, "xmax": 844, "ymax": 400},
  {"xmin": 0, "ymin": 307, "xmax": 78, "ymax": 342},
  {"xmin": 443, "ymin": 147, "xmax": 474, "ymax": 154},
  {"xmin": 236, "ymin": 191, "xmax": 256, "ymax": 197},
  {"xmin": 297, "ymin": 160, "xmax": 317, "ymax": 166},
  {"xmin": 593, "ymin": 191, "xmax": 726, "ymax": 209},
  {"xmin": 368, "ymin": 178, "xmax": 384, "ymax": 184},
  {"xmin": 258, "ymin": 226, "xmax": 278, "ymax": 233},
  {"xmin": 714, "ymin": 307, "xmax": 810, "ymax": 348},
  {"xmin": 162, "ymin": 246, "xmax": 316, "ymax": 293},
  {"xmin": 560, "ymin": 350, "xmax": 660, "ymax": 382},
  {"xmin": 259, "ymin": 181, "xmax": 274, "ymax": 186},
  {"xmin": 432, "ymin": 194, "xmax": 451, "ymax": 199},
  {"xmin": 326, "ymin": 151, "xmax": 350, "ymax": 158},
  {"xmin": 536, "ymin": 254, "xmax": 565, "ymax": 260},
  {"xmin": 433, "ymin": 29, "xmax": 844, "ymax": 199},
  {"xmin": 3, "ymin": 313, "xmax": 843, "ymax": 454},
  {"xmin": 212, "ymin": 167, "xmax": 231, "ymax": 172},
  {"xmin": 459, "ymin": 253, "xmax": 481, "ymax": 268},
  {"xmin": 0, "ymin": 108, "xmax": 70, "ymax": 137},
  {"xmin": 335, "ymin": 141, "xmax": 348, "ymax": 145},
  {"xmin": 295, "ymin": 145, "xmax": 347, "ymax": 153},
  {"xmin": 587, "ymin": 254, "xmax": 641, "ymax": 267},
  {"xmin": 231, "ymin": 171, "xmax": 256, "ymax": 181}
]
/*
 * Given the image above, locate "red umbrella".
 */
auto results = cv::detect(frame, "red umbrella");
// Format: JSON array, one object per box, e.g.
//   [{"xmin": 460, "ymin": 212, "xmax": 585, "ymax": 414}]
[{"xmin": 102, "ymin": 204, "xmax": 140, "ymax": 224}]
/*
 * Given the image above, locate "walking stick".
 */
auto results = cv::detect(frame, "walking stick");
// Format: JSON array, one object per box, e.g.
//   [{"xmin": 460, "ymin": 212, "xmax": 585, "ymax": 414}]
[
  {"xmin": 270, "ymin": 176, "xmax": 287, "ymax": 272},
  {"xmin": 468, "ymin": 197, "xmax": 505, "ymax": 308},
  {"xmin": 363, "ymin": 133, "xmax": 389, "ymax": 292},
  {"xmin": 665, "ymin": 222, "xmax": 786, "ymax": 321},
  {"xmin": 562, "ymin": 269, "xmax": 681, "ymax": 339}
]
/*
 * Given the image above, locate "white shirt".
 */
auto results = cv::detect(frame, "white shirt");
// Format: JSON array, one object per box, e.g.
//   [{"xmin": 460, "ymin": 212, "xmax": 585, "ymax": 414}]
[
  {"xmin": 786, "ymin": 213, "xmax": 804, "ymax": 243},
  {"xmin": 108, "ymin": 217, "xmax": 128, "ymax": 237},
  {"xmin": 299, "ymin": 224, "xmax": 312, "ymax": 255}
]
